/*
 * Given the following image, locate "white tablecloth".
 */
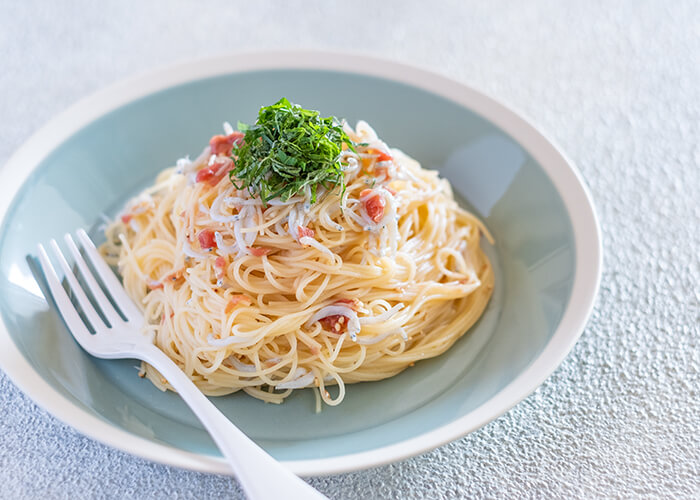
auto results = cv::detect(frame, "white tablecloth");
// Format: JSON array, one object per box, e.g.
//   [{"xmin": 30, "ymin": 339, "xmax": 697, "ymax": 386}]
[{"xmin": 1, "ymin": 1, "xmax": 698, "ymax": 498}]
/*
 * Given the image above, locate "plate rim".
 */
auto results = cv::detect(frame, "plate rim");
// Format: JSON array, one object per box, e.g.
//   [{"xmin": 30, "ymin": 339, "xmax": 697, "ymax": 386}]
[{"xmin": 0, "ymin": 49, "xmax": 602, "ymax": 476}]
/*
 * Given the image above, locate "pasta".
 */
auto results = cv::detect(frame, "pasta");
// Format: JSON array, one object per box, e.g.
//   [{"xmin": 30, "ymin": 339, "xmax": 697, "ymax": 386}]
[{"xmin": 101, "ymin": 102, "xmax": 493, "ymax": 408}]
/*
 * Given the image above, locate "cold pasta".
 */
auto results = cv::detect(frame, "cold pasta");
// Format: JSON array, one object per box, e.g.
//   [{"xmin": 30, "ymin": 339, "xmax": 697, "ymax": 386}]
[{"xmin": 101, "ymin": 99, "xmax": 494, "ymax": 408}]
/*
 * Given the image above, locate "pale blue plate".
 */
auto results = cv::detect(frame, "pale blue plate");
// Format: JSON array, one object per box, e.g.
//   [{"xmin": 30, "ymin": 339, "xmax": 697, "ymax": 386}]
[{"xmin": 0, "ymin": 52, "xmax": 601, "ymax": 475}]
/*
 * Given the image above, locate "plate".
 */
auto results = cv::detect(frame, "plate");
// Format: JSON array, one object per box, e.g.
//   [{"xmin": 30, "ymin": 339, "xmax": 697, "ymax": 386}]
[{"xmin": 0, "ymin": 51, "xmax": 601, "ymax": 476}]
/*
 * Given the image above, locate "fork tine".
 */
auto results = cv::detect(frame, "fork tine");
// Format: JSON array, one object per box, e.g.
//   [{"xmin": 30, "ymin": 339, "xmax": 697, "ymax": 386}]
[
  {"xmin": 76, "ymin": 228, "xmax": 142, "ymax": 322},
  {"xmin": 37, "ymin": 243, "xmax": 94, "ymax": 348},
  {"xmin": 64, "ymin": 233, "xmax": 124, "ymax": 327},
  {"xmin": 48, "ymin": 239, "xmax": 107, "ymax": 332}
]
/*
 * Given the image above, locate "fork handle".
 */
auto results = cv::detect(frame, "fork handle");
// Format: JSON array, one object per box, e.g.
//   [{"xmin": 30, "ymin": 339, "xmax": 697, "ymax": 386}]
[{"xmin": 137, "ymin": 345, "xmax": 327, "ymax": 500}]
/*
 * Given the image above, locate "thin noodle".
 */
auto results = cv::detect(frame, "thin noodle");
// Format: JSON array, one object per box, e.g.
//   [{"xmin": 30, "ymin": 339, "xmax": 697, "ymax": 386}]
[{"xmin": 101, "ymin": 121, "xmax": 494, "ymax": 406}]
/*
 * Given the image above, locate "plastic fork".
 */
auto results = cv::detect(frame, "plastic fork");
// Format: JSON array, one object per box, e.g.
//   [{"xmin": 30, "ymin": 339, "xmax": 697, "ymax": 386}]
[{"xmin": 36, "ymin": 229, "xmax": 327, "ymax": 500}]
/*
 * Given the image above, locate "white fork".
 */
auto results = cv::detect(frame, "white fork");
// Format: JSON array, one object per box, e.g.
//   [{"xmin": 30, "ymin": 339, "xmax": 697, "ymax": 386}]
[{"xmin": 36, "ymin": 228, "xmax": 327, "ymax": 500}]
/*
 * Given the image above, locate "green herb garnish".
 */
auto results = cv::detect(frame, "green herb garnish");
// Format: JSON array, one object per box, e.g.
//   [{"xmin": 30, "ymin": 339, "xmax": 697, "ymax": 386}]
[{"xmin": 230, "ymin": 98, "xmax": 355, "ymax": 204}]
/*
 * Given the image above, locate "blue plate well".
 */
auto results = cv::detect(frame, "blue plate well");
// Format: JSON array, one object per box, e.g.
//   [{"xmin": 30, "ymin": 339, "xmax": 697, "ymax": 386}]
[{"xmin": 0, "ymin": 68, "xmax": 574, "ymax": 461}]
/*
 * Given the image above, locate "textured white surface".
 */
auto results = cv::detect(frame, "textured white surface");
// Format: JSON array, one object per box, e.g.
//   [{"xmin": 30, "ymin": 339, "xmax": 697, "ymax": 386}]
[{"xmin": 1, "ymin": 1, "xmax": 698, "ymax": 498}]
